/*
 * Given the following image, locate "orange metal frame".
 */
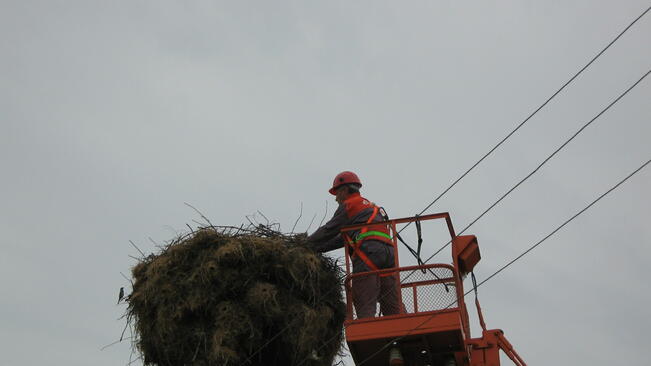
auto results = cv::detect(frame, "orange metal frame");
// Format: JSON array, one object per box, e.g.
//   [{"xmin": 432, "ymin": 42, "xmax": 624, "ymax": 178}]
[{"xmin": 340, "ymin": 212, "xmax": 526, "ymax": 366}]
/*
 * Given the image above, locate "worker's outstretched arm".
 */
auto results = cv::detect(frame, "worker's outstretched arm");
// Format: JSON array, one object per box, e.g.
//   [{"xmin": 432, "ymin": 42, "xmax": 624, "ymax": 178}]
[
  {"xmin": 307, "ymin": 204, "xmax": 347, "ymax": 252},
  {"xmin": 310, "ymin": 233, "xmax": 344, "ymax": 253}
]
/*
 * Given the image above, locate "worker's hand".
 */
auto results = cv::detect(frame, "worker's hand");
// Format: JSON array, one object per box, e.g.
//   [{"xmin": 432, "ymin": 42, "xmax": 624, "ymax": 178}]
[{"xmin": 287, "ymin": 232, "xmax": 308, "ymax": 247}]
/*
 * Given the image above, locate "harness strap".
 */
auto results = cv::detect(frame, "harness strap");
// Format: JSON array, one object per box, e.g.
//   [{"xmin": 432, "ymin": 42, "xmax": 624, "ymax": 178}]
[
  {"xmin": 361, "ymin": 206, "xmax": 378, "ymax": 232},
  {"xmin": 350, "ymin": 243, "xmax": 393, "ymax": 277},
  {"xmin": 355, "ymin": 230, "xmax": 392, "ymax": 242},
  {"xmin": 353, "ymin": 246, "xmax": 379, "ymax": 272},
  {"xmin": 346, "ymin": 205, "xmax": 394, "ymax": 276}
]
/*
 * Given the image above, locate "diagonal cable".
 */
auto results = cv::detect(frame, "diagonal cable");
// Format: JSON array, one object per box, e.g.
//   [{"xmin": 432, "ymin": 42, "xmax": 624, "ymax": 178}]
[
  {"xmin": 476, "ymin": 158, "xmax": 650, "ymax": 288},
  {"xmin": 399, "ymin": 4, "xmax": 651, "ymax": 236},
  {"xmin": 423, "ymin": 67, "xmax": 650, "ymax": 263}
]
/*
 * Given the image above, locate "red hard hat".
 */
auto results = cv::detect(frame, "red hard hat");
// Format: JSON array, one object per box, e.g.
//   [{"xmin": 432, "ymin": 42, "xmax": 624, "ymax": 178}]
[{"xmin": 329, "ymin": 171, "xmax": 362, "ymax": 195}]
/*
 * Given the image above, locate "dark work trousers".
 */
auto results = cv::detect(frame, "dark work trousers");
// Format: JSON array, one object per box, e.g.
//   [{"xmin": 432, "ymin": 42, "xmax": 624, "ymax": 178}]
[{"xmin": 351, "ymin": 240, "xmax": 401, "ymax": 319}]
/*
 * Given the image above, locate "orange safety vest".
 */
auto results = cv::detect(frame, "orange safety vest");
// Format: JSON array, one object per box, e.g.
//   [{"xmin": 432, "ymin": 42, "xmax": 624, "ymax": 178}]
[{"xmin": 342, "ymin": 194, "xmax": 394, "ymax": 273}]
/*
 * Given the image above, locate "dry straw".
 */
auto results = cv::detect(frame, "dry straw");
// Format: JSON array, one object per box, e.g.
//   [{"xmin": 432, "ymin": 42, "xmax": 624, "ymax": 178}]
[{"xmin": 126, "ymin": 226, "xmax": 345, "ymax": 366}]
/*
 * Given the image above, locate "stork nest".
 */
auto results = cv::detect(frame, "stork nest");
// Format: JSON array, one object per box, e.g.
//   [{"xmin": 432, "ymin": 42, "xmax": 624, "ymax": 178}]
[{"xmin": 125, "ymin": 225, "xmax": 345, "ymax": 366}]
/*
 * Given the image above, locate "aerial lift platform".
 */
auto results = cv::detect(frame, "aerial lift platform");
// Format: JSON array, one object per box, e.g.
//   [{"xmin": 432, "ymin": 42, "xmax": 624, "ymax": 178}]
[{"xmin": 341, "ymin": 213, "xmax": 526, "ymax": 366}]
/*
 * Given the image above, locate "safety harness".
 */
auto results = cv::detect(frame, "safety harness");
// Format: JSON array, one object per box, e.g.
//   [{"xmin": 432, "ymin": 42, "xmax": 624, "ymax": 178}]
[{"xmin": 343, "ymin": 205, "xmax": 394, "ymax": 274}]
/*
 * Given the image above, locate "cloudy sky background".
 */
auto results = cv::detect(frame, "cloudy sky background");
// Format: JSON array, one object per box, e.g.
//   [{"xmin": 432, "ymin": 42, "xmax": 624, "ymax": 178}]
[{"xmin": 1, "ymin": 1, "xmax": 650, "ymax": 365}]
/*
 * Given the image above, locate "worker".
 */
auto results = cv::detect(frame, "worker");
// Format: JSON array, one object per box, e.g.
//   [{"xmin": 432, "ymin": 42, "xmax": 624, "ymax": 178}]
[{"xmin": 307, "ymin": 171, "xmax": 401, "ymax": 319}]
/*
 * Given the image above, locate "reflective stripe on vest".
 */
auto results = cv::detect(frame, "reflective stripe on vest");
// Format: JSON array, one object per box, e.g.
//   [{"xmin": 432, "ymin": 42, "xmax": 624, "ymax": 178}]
[
  {"xmin": 354, "ymin": 230, "xmax": 392, "ymax": 243},
  {"xmin": 344, "ymin": 204, "xmax": 394, "ymax": 275}
]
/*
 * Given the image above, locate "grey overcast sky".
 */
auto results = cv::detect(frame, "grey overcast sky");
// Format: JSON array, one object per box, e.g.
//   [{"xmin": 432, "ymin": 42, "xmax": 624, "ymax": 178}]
[{"xmin": 1, "ymin": 1, "xmax": 650, "ymax": 365}]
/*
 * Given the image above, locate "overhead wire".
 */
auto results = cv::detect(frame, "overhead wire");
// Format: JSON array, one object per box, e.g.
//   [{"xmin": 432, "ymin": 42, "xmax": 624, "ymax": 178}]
[
  {"xmin": 353, "ymin": 158, "xmax": 651, "ymax": 366},
  {"xmin": 422, "ymin": 67, "xmax": 650, "ymax": 263},
  {"xmin": 474, "ymin": 158, "xmax": 651, "ymax": 289},
  {"xmin": 371, "ymin": 6, "xmax": 651, "ymax": 320},
  {"xmin": 365, "ymin": 66, "xmax": 651, "ymax": 329},
  {"xmin": 398, "ymin": 3, "xmax": 651, "ymax": 237}
]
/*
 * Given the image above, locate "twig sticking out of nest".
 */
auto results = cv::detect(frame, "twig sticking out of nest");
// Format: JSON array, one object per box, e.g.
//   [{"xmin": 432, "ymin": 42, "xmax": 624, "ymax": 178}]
[{"xmin": 125, "ymin": 225, "xmax": 345, "ymax": 366}]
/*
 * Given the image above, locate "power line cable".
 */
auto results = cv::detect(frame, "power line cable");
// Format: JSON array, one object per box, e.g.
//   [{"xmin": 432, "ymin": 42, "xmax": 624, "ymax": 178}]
[
  {"xmin": 475, "ymin": 158, "xmax": 650, "ymax": 288},
  {"xmin": 399, "ymin": 4, "xmax": 651, "ymax": 236},
  {"xmin": 422, "ymin": 67, "xmax": 650, "ymax": 263},
  {"xmin": 353, "ymin": 158, "xmax": 650, "ymax": 366},
  {"xmin": 360, "ymin": 23, "xmax": 651, "ymax": 335},
  {"xmin": 373, "ymin": 66, "xmax": 651, "ymax": 316},
  {"xmin": 380, "ymin": 66, "xmax": 651, "ymax": 310}
]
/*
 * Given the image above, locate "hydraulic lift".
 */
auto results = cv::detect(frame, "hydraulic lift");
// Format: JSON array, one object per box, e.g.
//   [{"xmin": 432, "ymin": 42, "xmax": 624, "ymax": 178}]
[{"xmin": 341, "ymin": 213, "xmax": 526, "ymax": 366}]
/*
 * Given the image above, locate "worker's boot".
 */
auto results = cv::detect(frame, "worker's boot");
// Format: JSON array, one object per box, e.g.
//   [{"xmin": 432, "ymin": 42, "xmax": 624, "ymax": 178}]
[{"xmin": 389, "ymin": 346, "xmax": 404, "ymax": 366}]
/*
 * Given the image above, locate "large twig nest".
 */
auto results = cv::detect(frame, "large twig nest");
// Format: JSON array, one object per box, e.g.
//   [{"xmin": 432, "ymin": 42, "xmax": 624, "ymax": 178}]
[{"xmin": 126, "ymin": 227, "xmax": 345, "ymax": 366}]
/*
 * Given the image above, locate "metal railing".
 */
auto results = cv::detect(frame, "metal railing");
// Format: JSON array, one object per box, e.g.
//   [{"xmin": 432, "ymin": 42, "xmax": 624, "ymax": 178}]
[{"xmin": 344, "ymin": 263, "xmax": 460, "ymax": 321}]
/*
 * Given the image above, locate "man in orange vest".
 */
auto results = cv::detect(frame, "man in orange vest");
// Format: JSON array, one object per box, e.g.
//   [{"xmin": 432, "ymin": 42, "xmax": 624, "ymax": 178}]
[{"xmin": 308, "ymin": 171, "xmax": 401, "ymax": 319}]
